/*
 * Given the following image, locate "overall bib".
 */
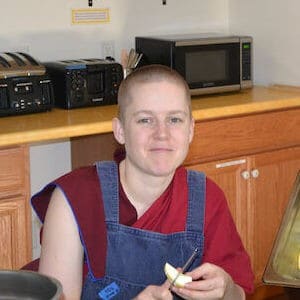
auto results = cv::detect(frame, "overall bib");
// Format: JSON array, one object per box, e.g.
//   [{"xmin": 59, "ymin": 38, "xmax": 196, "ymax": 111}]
[{"xmin": 81, "ymin": 161, "xmax": 205, "ymax": 300}]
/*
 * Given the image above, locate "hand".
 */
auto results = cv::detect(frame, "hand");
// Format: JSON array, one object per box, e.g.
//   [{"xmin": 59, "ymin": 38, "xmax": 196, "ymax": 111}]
[
  {"xmin": 171, "ymin": 262, "xmax": 245, "ymax": 300},
  {"xmin": 133, "ymin": 280, "xmax": 173, "ymax": 300}
]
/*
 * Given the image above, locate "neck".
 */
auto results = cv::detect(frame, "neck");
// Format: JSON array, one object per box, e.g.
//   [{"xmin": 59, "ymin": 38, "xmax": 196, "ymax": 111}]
[{"xmin": 119, "ymin": 160, "xmax": 174, "ymax": 218}]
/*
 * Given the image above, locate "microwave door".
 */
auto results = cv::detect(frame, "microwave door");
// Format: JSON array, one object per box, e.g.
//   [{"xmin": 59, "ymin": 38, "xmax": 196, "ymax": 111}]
[{"xmin": 174, "ymin": 43, "xmax": 241, "ymax": 94}]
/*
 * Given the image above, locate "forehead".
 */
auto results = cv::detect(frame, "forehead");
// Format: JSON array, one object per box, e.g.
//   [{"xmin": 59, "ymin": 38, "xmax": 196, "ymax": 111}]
[{"xmin": 127, "ymin": 81, "xmax": 189, "ymax": 113}]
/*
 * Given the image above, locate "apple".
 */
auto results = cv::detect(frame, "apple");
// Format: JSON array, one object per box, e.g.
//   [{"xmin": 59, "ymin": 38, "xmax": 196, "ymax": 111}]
[{"xmin": 164, "ymin": 262, "xmax": 192, "ymax": 287}]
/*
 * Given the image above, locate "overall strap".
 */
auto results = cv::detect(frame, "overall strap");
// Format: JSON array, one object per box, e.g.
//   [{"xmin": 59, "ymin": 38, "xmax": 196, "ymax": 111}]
[
  {"xmin": 96, "ymin": 161, "xmax": 119, "ymax": 223},
  {"xmin": 186, "ymin": 170, "xmax": 206, "ymax": 233}
]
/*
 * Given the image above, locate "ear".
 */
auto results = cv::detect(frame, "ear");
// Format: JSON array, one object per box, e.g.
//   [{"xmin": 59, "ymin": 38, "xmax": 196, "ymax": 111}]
[
  {"xmin": 188, "ymin": 117, "xmax": 195, "ymax": 144},
  {"xmin": 112, "ymin": 117, "xmax": 125, "ymax": 145}
]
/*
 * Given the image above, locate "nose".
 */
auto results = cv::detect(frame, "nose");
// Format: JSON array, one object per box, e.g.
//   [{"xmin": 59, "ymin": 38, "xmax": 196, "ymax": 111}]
[{"xmin": 154, "ymin": 121, "xmax": 169, "ymax": 139}]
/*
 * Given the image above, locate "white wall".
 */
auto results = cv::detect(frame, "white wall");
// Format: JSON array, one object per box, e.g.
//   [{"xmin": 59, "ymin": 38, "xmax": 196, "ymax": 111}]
[
  {"xmin": 229, "ymin": 0, "xmax": 300, "ymax": 86},
  {"xmin": 1, "ymin": 0, "xmax": 228, "ymax": 61},
  {"xmin": 1, "ymin": 0, "xmax": 229, "ymax": 258},
  {"xmin": 29, "ymin": 140, "xmax": 71, "ymax": 258}
]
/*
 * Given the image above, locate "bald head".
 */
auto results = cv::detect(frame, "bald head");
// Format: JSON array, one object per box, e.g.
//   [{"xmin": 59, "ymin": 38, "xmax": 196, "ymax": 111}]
[{"xmin": 117, "ymin": 64, "xmax": 191, "ymax": 121}]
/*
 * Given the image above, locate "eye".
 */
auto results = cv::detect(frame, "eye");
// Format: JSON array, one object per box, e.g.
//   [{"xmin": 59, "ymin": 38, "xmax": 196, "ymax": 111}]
[
  {"xmin": 169, "ymin": 117, "xmax": 183, "ymax": 124},
  {"xmin": 137, "ymin": 117, "xmax": 153, "ymax": 124}
]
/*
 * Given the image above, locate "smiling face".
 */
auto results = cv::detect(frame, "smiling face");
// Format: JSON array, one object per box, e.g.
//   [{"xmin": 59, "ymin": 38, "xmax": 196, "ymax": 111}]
[{"xmin": 113, "ymin": 79, "xmax": 194, "ymax": 178}]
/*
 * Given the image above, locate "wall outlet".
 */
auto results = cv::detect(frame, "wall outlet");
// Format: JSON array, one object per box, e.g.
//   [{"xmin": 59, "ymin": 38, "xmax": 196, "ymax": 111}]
[{"xmin": 102, "ymin": 41, "xmax": 115, "ymax": 59}]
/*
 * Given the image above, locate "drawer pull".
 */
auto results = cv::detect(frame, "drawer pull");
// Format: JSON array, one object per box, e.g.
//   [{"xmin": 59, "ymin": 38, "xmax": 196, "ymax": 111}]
[
  {"xmin": 241, "ymin": 170, "xmax": 250, "ymax": 180},
  {"xmin": 216, "ymin": 159, "xmax": 246, "ymax": 169},
  {"xmin": 251, "ymin": 169, "xmax": 260, "ymax": 178}
]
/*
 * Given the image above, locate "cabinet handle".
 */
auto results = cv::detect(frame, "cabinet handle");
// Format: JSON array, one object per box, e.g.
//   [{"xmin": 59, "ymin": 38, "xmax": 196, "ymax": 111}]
[
  {"xmin": 241, "ymin": 170, "xmax": 250, "ymax": 180},
  {"xmin": 251, "ymin": 169, "xmax": 260, "ymax": 178}
]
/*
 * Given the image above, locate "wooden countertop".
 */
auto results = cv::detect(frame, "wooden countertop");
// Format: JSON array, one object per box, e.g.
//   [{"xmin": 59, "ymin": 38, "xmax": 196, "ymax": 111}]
[{"xmin": 0, "ymin": 85, "xmax": 300, "ymax": 147}]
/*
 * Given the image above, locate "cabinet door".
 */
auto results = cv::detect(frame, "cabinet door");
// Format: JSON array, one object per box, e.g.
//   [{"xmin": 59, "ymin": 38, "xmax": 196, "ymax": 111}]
[
  {"xmin": 189, "ymin": 157, "xmax": 249, "ymax": 249},
  {"xmin": 248, "ymin": 146, "xmax": 300, "ymax": 286},
  {"xmin": 0, "ymin": 146, "xmax": 28, "ymax": 199},
  {"xmin": 0, "ymin": 197, "xmax": 28, "ymax": 269}
]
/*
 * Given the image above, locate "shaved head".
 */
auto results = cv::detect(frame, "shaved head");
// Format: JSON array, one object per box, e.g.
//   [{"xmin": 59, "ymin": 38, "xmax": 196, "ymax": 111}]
[{"xmin": 117, "ymin": 64, "xmax": 191, "ymax": 121}]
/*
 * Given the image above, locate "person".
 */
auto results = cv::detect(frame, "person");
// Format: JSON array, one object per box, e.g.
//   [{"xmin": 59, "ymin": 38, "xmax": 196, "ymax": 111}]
[{"xmin": 31, "ymin": 64, "xmax": 254, "ymax": 299}]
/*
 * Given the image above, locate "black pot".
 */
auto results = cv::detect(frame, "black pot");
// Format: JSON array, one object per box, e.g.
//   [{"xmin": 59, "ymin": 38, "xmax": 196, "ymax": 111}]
[{"xmin": 0, "ymin": 270, "xmax": 62, "ymax": 300}]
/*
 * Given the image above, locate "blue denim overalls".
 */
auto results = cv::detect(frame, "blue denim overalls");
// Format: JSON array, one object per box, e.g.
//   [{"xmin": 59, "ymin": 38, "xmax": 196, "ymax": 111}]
[{"xmin": 81, "ymin": 161, "xmax": 205, "ymax": 300}]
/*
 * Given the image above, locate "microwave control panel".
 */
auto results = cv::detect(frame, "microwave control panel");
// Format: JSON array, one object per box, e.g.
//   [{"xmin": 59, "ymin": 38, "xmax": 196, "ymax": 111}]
[{"xmin": 241, "ymin": 41, "xmax": 252, "ymax": 81}]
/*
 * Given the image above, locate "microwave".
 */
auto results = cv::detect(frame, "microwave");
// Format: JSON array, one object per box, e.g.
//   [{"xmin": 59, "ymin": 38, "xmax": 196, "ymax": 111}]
[{"xmin": 135, "ymin": 34, "xmax": 253, "ymax": 95}]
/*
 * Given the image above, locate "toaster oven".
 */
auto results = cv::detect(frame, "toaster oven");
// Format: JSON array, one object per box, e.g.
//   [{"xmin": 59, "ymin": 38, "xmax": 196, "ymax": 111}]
[
  {"xmin": 44, "ymin": 58, "xmax": 123, "ymax": 109},
  {"xmin": 0, "ymin": 52, "xmax": 54, "ymax": 117}
]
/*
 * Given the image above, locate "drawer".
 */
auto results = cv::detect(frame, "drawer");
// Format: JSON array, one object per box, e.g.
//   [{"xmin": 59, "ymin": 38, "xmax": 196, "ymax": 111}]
[
  {"xmin": 0, "ymin": 146, "xmax": 28, "ymax": 199},
  {"xmin": 185, "ymin": 108, "xmax": 300, "ymax": 165}
]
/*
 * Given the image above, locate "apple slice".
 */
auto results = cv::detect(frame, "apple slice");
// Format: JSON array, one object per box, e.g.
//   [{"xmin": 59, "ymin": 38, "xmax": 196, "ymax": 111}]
[{"xmin": 164, "ymin": 262, "xmax": 192, "ymax": 287}]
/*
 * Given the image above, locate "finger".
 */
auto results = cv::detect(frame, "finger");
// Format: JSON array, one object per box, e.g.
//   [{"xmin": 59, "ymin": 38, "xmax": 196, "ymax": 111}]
[
  {"xmin": 170, "ymin": 279, "xmax": 214, "ymax": 300},
  {"xmin": 162, "ymin": 279, "xmax": 172, "ymax": 289},
  {"xmin": 174, "ymin": 286, "xmax": 222, "ymax": 300},
  {"xmin": 186, "ymin": 262, "xmax": 219, "ymax": 280},
  {"xmin": 154, "ymin": 284, "xmax": 173, "ymax": 299},
  {"xmin": 184, "ymin": 277, "xmax": 216, "ymax": 291},
  {"xmin": 134, "ymin": 284, "xmax": 173, "ymax": 300}
]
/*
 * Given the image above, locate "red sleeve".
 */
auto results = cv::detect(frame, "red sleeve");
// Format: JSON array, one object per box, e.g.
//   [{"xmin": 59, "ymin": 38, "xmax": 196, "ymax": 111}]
[
  {"xmin": 203, "ymin": 178, "xmax": 254, "ymax": 294},
  {"xmin": 31, "ymin": 166, "xmax": 107, "ymax": 278}
]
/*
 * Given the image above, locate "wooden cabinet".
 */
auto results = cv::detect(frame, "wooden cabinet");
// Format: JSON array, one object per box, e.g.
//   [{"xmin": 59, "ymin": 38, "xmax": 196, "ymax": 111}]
[
  {"xmin": 190, "ymin": 147, "xmax": 300, "ymax": 287},
  {"xmin": 0, "ymin": 145, "xmax": 31, "ymax": 269}
]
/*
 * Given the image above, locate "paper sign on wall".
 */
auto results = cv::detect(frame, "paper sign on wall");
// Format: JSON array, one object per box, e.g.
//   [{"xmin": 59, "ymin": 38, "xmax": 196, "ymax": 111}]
[{"xmin": 72, "ymin": 8, "xmax": 110, "ymax": 24}]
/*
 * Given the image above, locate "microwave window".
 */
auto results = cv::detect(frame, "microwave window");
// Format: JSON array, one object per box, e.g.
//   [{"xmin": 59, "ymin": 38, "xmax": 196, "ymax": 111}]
[
  {"xmin": 185, "ymin": 50, "xmax": 228, "ymax": 84},
  {"xmin": 87, "ymin": 72, "xmax": 104, "ymax": 94}
]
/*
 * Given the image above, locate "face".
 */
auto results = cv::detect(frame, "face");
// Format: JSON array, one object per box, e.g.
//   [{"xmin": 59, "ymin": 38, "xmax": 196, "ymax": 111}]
[{"xmin": 113, "ymin": 80, "xmax": 194, "ymax": 178}]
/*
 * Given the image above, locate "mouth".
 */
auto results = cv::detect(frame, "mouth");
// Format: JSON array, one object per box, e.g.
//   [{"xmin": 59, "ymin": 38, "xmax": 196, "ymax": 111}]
[{"xmin": 150, "ymin": 147, "xmax": 173, "ymax": 153}]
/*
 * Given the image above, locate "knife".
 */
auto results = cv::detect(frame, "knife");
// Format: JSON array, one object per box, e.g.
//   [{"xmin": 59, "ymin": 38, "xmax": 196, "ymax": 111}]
[{"xmin": 169, "ymin": 248, "xmax": 198, "ymax": 290}]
